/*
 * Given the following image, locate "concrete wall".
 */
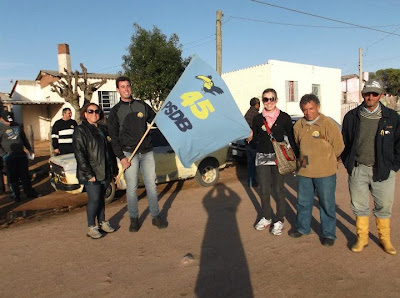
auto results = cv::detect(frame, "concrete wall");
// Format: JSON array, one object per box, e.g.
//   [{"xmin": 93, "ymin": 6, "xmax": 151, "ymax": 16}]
[
  {"xmin": 222, "ymin": 60, "xmax": 342, "ymax": 123},
  {"xmin": 12, "ymin": 81, "xmax": 41, "ymax": 102},
  {"xmin": 222, "ymin": 64, "xmax": 269, "ymax": 115},
  {"xmin": 269, "ymin": 60, "xmax": 342, "ymax": 122},
  {"xmin": 342, "ymin": 76, "xmax": 360, "ymax": 103}
]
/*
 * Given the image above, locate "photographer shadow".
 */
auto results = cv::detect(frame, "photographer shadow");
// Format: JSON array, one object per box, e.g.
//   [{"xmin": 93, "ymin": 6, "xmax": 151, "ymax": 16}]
[{"xmin": 195, "ymin": 184, "xmax": 253, "ymax": 297}]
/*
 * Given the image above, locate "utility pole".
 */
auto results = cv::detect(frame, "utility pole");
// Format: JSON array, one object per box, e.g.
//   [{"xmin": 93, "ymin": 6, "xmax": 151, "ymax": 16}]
[
  {"xmin": 216, "ymin": 10, "xmax": 222, "ymax": 75},
  {"xmin": 359, "ymin": 48, "xmax": 363, "ymax": 102}
]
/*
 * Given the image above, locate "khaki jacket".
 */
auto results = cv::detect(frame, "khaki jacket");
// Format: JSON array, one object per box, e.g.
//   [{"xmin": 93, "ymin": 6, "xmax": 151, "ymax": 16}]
[{"xmin": 294, "ymin": 114, "xmax": 344, "ymax": 178}]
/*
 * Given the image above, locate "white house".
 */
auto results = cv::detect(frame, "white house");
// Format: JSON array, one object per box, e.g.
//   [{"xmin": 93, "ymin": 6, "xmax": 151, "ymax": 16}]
[
  {"xmin": 3, "ymin": 44, "xmax": 119, "ymax": 141},
  {"xmin": 222, "ymin": 60, "xmax": 342, "ymax": 123},
  {"xmin": 341, "ymin": 73, "xmax": 369, "ymax": 104}
]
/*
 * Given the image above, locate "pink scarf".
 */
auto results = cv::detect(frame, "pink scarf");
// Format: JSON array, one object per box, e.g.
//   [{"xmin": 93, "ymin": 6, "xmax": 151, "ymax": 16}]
[{"xmin": 262, "ymin": 107, "xmax": 280, "ymax": 128}]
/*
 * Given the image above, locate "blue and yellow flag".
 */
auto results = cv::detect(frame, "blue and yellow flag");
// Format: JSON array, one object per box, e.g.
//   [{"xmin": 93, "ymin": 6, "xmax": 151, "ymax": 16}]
[{"xmin": 154, "ymin": 56, "xmax": 251, "ymax": 168}]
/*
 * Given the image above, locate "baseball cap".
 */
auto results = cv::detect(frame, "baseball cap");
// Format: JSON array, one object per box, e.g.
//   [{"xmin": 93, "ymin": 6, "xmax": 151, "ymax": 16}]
[
  {"xmin": 362, "ymin": 79, "xmax": 384, "ymax": 94},
  {"xmin": 1, "ymin": 111, "xmax": 13, "ymax": 122}
]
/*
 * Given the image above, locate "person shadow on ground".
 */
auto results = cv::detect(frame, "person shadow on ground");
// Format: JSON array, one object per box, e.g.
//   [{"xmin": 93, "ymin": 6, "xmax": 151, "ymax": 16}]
[
  {"xmin": 195, "ymin": 184, "xmax": 253, "ymax": 298},
  {"xmin": 108, "ymin": 180, "xmax": 183, "ymax": 230},
  {"xmin": 234, "ymin": 161, "xmax": 261, "ymax": 227}
]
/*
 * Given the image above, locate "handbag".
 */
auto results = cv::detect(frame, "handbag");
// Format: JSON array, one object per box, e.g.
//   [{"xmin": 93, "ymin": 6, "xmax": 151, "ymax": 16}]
[{"xmin": 262, "ymin": 119, "xmax": 296, "ymax": 175}]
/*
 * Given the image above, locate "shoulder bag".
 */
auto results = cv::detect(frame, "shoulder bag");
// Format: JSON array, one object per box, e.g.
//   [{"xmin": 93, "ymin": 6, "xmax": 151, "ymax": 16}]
[{"xmin": 262, "ymin": 119, "xmax": 296, "ymax": 175}]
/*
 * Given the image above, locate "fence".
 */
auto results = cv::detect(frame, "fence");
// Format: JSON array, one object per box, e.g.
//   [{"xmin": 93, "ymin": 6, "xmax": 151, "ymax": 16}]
[{"xmin": 341, "ymin": 102, "xmax": 359, "ymax": 123}]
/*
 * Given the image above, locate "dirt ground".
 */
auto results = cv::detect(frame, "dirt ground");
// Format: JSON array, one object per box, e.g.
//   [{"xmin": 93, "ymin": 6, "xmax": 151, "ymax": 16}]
[{"xmin": 1, "ymin": 141, "xmax": 399, "ymax": 297}]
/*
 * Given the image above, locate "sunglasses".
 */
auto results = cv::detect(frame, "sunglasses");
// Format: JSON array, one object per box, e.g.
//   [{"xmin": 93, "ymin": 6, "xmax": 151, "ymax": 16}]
[
  {"xmin": 262, "ymin": 97, "xmax": 276, "ymax": 102},
  {"xmin": 87, "ymin": 109, "xmax": 100, "ymax": 114},
  {"xmin": 363, "ymin": 92, "xmax": 380, "ymax": 97}
]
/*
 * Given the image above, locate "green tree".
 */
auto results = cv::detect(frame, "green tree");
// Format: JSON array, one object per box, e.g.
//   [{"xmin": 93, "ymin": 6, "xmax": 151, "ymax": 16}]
[
  {"xmin": 122, "ymin": 23, "xmax": 190, "ymax": 109},
  {"xmin": 370, "ymin": 68, "xmax": 400, "ymax": 96}
]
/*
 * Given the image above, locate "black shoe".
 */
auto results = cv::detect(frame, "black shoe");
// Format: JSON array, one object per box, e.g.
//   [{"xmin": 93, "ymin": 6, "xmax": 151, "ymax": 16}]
[
  {"xmin": 26, "ymin": 191, "xmax": 41, "ymax": 199},
  {"xmin": 289, "ymin": 230, "xmax": 304, "ymax": 238},
  {"xmin": 129, "ymin": 217, "xmax": 140, "ymax": 232},
  {"xmin": 11, "ymin": 194, "xmax": 21, "ymax": 203},
  {"xmin": 322, "ymin": 238, "xmax": 335, "ymax": 246},
  {"xmin": 152, "ymin": 215, "xmax": 167, "ymax": 229}
]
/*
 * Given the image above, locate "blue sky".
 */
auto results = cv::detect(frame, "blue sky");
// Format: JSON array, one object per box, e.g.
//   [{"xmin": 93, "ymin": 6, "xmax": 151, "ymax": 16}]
[{"xmin": 1, "ymin": 0, "xmax": 400, "ymax": 93}]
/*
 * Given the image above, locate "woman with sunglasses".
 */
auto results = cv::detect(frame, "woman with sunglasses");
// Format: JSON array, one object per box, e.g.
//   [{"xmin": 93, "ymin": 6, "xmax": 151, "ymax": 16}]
[
  {"xmin": 251, "ymin": 88, "xmax": 298, "ymax": 235},
  {"xmin": 73, "ymin": 103, "xmax": 118, "ymax": 239}
]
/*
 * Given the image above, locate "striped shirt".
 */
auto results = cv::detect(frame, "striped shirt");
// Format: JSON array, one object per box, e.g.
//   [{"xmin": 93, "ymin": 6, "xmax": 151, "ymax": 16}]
[{"xmin": 51, "ymin": 118, "xmax": 77, "ymax": 154}]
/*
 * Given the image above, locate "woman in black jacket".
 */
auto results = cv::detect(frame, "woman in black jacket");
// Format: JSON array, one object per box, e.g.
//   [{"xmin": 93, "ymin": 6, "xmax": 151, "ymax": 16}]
[
  {"xmin": 73, "ymin": 103, "xmax": 118, "ymax": 239},
  {"xmin": 251, "ymin": 88, "xmax": 297, "ymax": 236}
]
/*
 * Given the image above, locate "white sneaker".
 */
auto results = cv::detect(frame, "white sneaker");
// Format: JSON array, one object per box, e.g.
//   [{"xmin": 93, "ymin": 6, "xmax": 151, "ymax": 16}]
[
  {"xmin": 87, "ymin": 226, "xmax": 102, "ymax": 239},
  {"xmin": 271, "ymin": 221, "xmax": 284, "ymax": 236},
  {"xmin": 255, "ymin": 217, "xmax": 272, "ymax": 231},
  {"xmin": 100, "ymin": 221, "xmax": 115, "ymax": 233}
]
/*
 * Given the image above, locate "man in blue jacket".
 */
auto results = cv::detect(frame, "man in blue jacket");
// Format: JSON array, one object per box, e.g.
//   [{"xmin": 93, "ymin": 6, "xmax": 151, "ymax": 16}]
[{"xmin": 342, "ymin": 78, "xmax": 400, "ymax": 255}]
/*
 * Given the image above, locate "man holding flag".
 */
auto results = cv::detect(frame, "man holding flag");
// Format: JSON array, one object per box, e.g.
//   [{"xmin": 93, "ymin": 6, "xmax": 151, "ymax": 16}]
[
  {"xmin": 154, "ymin": 56, "xmax": 250, "ymax": 169},
  {"xmin": 109, "ymin": 57, "xmax": 250, "ymax": 232},
  {"xmin": 108, "ymin": 76, "xmax": 167, "ymax": 232}
]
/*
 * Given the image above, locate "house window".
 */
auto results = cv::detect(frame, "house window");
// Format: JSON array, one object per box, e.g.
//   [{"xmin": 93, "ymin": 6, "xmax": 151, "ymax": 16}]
[
  {"xmin": 312, "ymin": 84, "xmax": 321, "ymax": 100},
  {"xmin": 285, "ymin": 81, "xmax": 298, "ymax": 102},
  {"xmin": 98, "ymin": 91, "xmax": 118, "ymax": 118}
]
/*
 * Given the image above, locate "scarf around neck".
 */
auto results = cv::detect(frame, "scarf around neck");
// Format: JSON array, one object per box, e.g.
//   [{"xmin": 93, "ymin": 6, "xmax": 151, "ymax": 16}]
[{"xmin": 262, "ymin": 107, "xmax": 280, "ymax": 128}]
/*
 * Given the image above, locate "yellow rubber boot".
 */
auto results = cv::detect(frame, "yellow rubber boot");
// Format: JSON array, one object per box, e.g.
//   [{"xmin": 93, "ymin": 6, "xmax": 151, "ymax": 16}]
[
  {"xmin": 376, "ymin": 218, "xmax": 396, "ymax": 255},
  {"xmin": 351, "ymin": 216, "xmax": 369, "ymax": 253}
]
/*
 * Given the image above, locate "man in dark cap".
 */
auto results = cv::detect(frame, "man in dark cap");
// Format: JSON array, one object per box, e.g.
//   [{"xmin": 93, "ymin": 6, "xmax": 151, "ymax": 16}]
[
  {"xmin": 0, "ymin": 110, "xmax": 40, "ymax": 202},
  {"xmin": 342, "ymin": 78, "xmax": 400, "ymax": 255}
]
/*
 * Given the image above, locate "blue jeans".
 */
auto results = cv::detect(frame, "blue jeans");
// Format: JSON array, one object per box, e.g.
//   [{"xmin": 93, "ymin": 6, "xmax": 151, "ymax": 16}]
[
  {"xmin": 245, "ymin": 143, "xmax": 257, "ymax": 184},
  {"xmin": 85, "ymin": 183, "xmax": 105, "ymax": 226},
  {"xmin": 124, "ymin": 151, "xmax": 159, "ymax": 219},
  {"xmin": 296, "ymin": 174, "xmax": 337, "ymax": 239}
]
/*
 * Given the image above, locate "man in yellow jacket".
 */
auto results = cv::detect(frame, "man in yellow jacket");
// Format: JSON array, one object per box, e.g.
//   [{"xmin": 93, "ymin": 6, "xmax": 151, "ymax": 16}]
[{"xmin": 290, "ymin": 94, "xmax": 344, "ymax": 246}]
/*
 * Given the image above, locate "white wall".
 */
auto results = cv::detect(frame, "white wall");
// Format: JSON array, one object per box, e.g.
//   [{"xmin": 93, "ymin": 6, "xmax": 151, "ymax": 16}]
[
  {"xmin": 342, "ymin": 77, "xmax": 361, "ymax": 103},
  {"xmin": 222, "ymin": 64, "xmax": 269, "ymax": 115},
  {"xmin": 222, "ymin": 60, "xmax": 342, "ymax": 123},
  {"xmin": 268, "ymin": 60, "xmax": 342, "ymax": 122}
]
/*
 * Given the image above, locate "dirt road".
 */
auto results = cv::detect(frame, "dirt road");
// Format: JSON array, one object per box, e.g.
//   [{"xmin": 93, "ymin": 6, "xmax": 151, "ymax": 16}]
[{"xmin": 1, "ymin": 156, "xmax": 399, "ymax": 297}]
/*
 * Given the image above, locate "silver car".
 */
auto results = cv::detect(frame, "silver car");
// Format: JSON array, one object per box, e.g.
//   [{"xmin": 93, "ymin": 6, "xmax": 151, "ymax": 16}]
[{"xmin": 49, "ymin": 128, "xmax": 229, "ymax": 203}]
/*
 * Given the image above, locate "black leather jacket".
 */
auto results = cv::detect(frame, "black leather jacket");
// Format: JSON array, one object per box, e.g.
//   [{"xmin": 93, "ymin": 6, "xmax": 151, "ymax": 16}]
[{"xmin": 73, "ymin": 121, "xmax": 118, "ymax": 184}]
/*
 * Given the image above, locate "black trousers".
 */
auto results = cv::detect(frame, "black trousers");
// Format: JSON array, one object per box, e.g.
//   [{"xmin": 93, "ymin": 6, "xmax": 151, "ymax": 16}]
[
  {"xmin": 256, "ymin": 165, "xmax": 286, "ymax": 222},
  {"xmin": 4, "ymin": 153, "xmax": 34, "ymax": 199},
  {"xmin": 0, "ymin": 158, "xmax": 5, "ymax": 193}
]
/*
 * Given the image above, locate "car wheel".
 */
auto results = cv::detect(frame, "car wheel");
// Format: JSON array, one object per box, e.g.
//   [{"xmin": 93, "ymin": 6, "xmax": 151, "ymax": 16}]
[
  {"xmin": 195, "ymin": 158, "xmax": 220, "ymax": 187},
  {"xmin": 104, "ymin": 179, "xmax": 116, "ymax": 204}
]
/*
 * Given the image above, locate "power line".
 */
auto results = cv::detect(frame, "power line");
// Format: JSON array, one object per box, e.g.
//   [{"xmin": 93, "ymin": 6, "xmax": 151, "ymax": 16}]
[
  {"xmin": 183, "ymin": 39, "xmax": 214, "ymax": 51},
  {"xmin": 94, "ymin": 65, "xmax": 121, "ymax": 72},
  {"xmin": 229, "ymin": 15, "xmax": 400, "ymax": 29},
  {"xmin": 251, "ymin": 0, "xmax": 400, "ymax": 37},
  {"xmin": 183, "ymin": 34, "xmax": 215, "ymax": 47},
  {"xmin": 365, "ymin": 25, "xmax": 400, "ymax": 54}
]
